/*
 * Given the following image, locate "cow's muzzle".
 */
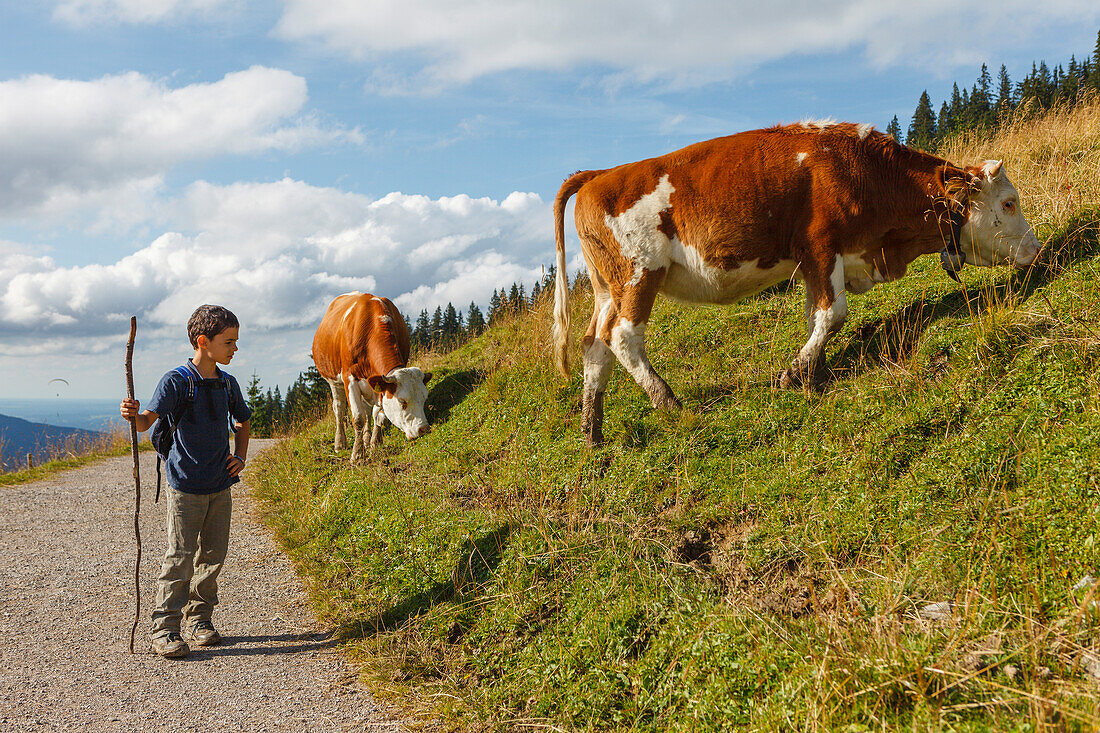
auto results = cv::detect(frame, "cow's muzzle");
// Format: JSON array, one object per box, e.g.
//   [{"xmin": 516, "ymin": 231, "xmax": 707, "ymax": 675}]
[{"xmin": 940, "ymin": 248, "xmax": 964, "ymax": 282}]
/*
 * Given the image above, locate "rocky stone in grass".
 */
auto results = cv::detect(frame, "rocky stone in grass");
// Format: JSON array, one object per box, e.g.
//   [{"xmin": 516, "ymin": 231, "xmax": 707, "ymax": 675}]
[
  {"xmin": 1082, "ymin": 650, "xmax": 1100, "ymax": 681},
  {"xmin": 960, "ymin": 632, "xmax": 1003, "ymax": 673},
  {"xmin": 1072, "ymin": 575, "xmax": 1096, "ymax": 592},
  {"xmin": 918, "ymin": 600, "xmax": 953, "ymax": 621}
]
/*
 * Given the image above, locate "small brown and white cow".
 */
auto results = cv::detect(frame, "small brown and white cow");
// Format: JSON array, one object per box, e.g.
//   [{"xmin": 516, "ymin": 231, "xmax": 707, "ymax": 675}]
[
  {"xmin": 312, "ymin": 292, "xmax": 431, "ymax": 462},
  {"xmin": 553, "ymin": 122, "xmax": 1041, "ymax": 445}
]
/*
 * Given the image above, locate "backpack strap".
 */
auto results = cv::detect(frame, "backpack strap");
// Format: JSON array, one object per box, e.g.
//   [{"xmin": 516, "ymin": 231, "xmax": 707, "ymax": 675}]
[
  {"xmin": 173, "ymin": 365, "xmax": 198, "ymax": 408},
  {"xmin": 155, "ymin": 365, "xmax": 200, "ymax": 503},
  {"xmin": 221, "ymin": 370, "xmax": 238, "ymax": 433}
]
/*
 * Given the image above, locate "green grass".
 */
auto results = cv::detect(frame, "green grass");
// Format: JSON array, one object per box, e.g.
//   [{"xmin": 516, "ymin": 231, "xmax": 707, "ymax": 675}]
[
  {"xmin": 251, "ymin": 205, "xmax": 1100, "ymax": 732},
  {"xmin": 250, "ymin": 95, "xmax": 1100, "ymax": 730},
  {"xmin": 0, "ymin": 440, "xmax": 138, "ymax": 487}
]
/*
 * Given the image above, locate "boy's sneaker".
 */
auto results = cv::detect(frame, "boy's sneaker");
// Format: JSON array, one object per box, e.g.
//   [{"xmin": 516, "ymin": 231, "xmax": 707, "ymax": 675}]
[
  {"xmin": 184, "ymin": 620, "xmax": 221, "ymax": 647},
  {"xmin": 151, "ymin": 633, "xmax": 190, "ymax": 658}
]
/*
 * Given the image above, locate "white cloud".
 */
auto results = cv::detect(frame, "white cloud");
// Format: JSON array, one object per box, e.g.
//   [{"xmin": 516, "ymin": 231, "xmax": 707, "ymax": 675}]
[
  {"xmin": 53, "ymin": 0, "xmax": 232, "ymax": 25},
  {"xmin": 0, "ymin": 179, "xmax": 552, "ymax": 353},
  {"xmin": 274, "ymin": 0, "xmax": 1100, "ymax": 90},
  {"xmin": 0, "ymin": 67, "xmax": 361, "ymax": 222}
]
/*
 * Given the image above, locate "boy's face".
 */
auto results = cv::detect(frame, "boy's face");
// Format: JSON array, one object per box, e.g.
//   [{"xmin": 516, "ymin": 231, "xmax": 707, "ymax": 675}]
[{"xmin": 198, "ymin": 327, "xmax": 239, "ymax": 365}]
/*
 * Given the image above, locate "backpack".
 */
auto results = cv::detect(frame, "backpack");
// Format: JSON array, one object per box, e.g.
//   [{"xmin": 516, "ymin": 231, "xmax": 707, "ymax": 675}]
[{"xmin": 150, "ymin": 364, "xmax": 235, "ymax": 501}]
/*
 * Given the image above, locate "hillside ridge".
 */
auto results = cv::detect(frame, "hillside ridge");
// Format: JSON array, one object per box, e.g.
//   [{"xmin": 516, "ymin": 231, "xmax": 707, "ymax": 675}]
[{"xmin": 251, "ymin": 100, "xmax": 1100, "ymax": 731}]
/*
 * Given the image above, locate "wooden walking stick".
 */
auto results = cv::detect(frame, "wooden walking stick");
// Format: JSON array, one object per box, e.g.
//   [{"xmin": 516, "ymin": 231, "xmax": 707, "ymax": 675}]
[{"xmin": 125, "ymin": 316, "xmax": 142, "ymax": 654}]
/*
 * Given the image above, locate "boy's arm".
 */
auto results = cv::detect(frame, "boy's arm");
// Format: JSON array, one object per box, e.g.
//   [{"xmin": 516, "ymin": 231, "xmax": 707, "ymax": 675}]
[
  {"xmin": 227, "ymin": 420, "xmax": 250, "ymax": 476},
  {"xmin": 119, "ymin": 399, "xmax": 159, "ymax": 433}
]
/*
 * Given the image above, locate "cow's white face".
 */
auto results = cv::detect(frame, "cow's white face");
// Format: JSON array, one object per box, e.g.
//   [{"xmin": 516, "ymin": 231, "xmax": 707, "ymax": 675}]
[
  {"xmin": 959, "ymin": 161, "xmax": 1041, "ymax": 269},
  {"xmin": 373, "ymin": 367, "xmax": 432, "ymax": 440}
]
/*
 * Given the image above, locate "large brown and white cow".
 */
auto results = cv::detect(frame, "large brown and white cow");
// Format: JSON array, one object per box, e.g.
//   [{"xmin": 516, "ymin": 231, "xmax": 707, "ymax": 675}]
[
  {"xmin": 312, "ymin": 292, "xmax": 431, "ymax": 462},
  {"xmin": 553, "ymin": 122, "xmax": 1041, "ymax": 445}
]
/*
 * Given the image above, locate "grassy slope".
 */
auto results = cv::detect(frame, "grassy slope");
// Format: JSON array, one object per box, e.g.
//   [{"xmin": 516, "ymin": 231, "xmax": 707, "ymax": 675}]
[{"xmin": 251, "ymin": 102, "xmax": 1100, "ymax": 731}]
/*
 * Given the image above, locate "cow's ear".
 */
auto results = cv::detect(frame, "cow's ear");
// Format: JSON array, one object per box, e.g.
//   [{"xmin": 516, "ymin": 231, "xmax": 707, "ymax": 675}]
[
  {"xmin": 421, "ymin": 371, "xmax": 433, "ymax": 385},
  {"xmin": 368, "ymin": 375, "xmax": 387, "ymax": 392}
]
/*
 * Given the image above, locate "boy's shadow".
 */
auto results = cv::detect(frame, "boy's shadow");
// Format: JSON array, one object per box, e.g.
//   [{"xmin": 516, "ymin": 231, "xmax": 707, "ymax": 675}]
[{"xmin": 187, "ymin": 631, "xmax": 337, "ymax": 659}]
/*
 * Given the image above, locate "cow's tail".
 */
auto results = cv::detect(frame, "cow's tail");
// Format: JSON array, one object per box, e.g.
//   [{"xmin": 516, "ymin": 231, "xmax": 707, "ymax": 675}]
[{"xmin": 553, "ymin": 169, "xmax": 602, "ymax": 377}]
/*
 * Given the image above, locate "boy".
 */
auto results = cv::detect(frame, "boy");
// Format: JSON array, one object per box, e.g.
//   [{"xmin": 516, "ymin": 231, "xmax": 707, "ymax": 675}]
[{"xmin": 120, "ymin": 304, "xmax": 252, "ymax": 658}]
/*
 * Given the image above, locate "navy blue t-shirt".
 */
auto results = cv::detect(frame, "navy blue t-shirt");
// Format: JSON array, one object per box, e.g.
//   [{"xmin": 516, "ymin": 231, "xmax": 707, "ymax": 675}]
[{"xmin": 147, "ymin": 362, "xmax": 252, "ymax": 494}]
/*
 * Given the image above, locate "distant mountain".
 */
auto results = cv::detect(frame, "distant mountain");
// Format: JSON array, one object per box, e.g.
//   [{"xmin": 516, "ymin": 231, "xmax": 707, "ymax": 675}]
[{"xmin": 0, "ymin": 413, "xmax": 104, "ymax": 470}]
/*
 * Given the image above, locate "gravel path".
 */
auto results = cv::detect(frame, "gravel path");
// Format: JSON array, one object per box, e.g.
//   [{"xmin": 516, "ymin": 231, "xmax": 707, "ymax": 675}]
[{"xmin": 0, "ymin": 440, "xmax": 406, "ymax": 732}]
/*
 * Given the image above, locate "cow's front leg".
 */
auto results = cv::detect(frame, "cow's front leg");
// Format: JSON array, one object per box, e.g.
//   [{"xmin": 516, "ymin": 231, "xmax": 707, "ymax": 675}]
[
  {"xmin": 346, "ymin": 380, "xmax": 369, "ymax": 464},
  {"xmin": 606, "ymin": 268, "xmax": 680, "ymax": 411},
  {"xmin": 779, "ymin": 255, "xmax": 847, "ymax": 389},
  {"xmin": 370, "ymin": 403, "xmax": 388, "ymax": 449},
  {"xmin": 326, "ymin": 378, "xmax": 349, "ymax": 451},
  {"xmin": 609, "ymin": 318, "xmax": 680, "ymax": 409}
]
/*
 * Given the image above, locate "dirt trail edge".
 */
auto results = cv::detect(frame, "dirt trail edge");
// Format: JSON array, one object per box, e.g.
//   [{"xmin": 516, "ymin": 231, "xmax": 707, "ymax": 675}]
[{"xmin": 0, "ymin": 439, "xmax": 406, "ymax": 733}]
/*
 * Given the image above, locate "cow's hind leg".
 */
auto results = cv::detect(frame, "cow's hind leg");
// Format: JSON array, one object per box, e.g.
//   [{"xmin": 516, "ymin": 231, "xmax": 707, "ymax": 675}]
[
  {"xmin": 346, "ymin": 379, "xmax": 370, "ymax": 464},
  {"xmin": 581, "ymin": 291, "xmax": 615, "ymax": 446},
  {"xmin": 326, "ymin": 377, "xmax": 349, "ymax": 452},
  {"xmin": 780, "ymin": 255, "xmax": 848, "ymax": 389},
  {"xmin": 605, "ymin": 267, "xmax": 680, "ymax": 411}
]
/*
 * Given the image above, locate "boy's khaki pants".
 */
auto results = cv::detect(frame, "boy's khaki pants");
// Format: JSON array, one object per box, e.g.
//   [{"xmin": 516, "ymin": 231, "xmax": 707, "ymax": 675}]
[{"xmin": 151, "ymin": 486, "xmax": 232, "ymax": 639}]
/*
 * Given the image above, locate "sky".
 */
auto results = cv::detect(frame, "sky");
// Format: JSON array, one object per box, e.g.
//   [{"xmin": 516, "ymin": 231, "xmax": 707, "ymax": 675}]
[{"xmin": 1, "ymin": 1, "xmax": 1098, "ymax": 401}]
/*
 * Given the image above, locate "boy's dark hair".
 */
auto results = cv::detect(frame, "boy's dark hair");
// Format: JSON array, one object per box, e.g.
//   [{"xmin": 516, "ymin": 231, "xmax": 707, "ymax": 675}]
[{"xmin": 187, "ymin": 305, "xmax": 239, "ymax": 347}]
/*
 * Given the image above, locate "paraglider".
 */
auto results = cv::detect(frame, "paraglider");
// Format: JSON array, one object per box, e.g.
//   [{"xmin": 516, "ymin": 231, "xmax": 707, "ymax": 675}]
[{"xmin": 48, "ymin": 378, "xmax": 69, "ymax": 420}]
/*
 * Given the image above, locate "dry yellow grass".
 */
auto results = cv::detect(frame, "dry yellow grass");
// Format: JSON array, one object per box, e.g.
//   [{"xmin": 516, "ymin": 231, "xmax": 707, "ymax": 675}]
[{"xmin": 939, "ymin": 94, "xmax": 1100, "ymax": 232}]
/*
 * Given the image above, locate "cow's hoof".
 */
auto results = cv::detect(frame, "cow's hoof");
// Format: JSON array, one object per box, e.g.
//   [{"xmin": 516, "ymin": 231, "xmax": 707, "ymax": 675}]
[
  {"xmin": 660, "ymin": 396, "xmax": 683, "ymax": 411},
  {"xmin": 334, "ymin": 440, "xmax": 347, "ymax": 451},
  {"xmin": 776, "ymin": 368, "xmax": 804, "ymax": 390}
]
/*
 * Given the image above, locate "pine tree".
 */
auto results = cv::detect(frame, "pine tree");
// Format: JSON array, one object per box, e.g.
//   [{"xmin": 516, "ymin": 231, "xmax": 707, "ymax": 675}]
[
  {"xmin": 488, "ymin": 289, "xmax": 502, "ymax": 323},
  {"xmin": 467, "ymin": 302, "xmax": 485, "ymax": 335},
  {"xmin": 442, "ymin": 302, "xmax": 459, "ymax": 346},
  {"xmin": 302, "ymin": 366, "xmax": 329, "ymax": 414},
  {"xmin": 907, "ymin": 90, "xmax": 936, "ymax": 150},
  {"xmin": 885, "ymin": 115, "xmax": 901, "ymax": 140},
  {"xmin": 543, "ymin": 263, "xmax": 557, "ymax": 293},
  {"xmin": 1059, "ymin": 60, "xmax": 1079, "ymax": 102},
  {"xmin": 271, "ymin": 386, "xmax": 283, "ymax": 432},
  {"xmin": 949, "ymin": 83, "xmax": 962, "ymax": 123},
  {"xmin": 996, "ymin": 64, "xmax": 1013, "ymax": 118},
  {"xmin": 1068, "ymin": 56, "xmax": 1080, "ymax": 93},
  {"xmin": 937, "ymin": 102, "xmax": 952, "ymax": 142},
  {"xmin": 246, "ymin": 373, "xmax": 270, "ymax": 437},
  {"xmin": 530, "ymin": 280, "xmax": 542, "ymax": 305},
  {"xmin": 415, "ymin": 309, "xmax": 431, "ymax": 348},
  {"xmin": 508, "ymin": 283, "xmax": 521, "ymax": 313},
  {"xmin": 1091, "ymin": 29, "xmax": 1100, "ymax": 92},
  {"xmin": 1038, "ymin": 61, "xmax": 1052, "ymax": 106},
  {"xmin": 978, "ymin": 64, "xmax": 992, "ymax": 104},
  {"xmin": 430, "ymin": 306, "xmax": 443, "ymax": 346}
]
